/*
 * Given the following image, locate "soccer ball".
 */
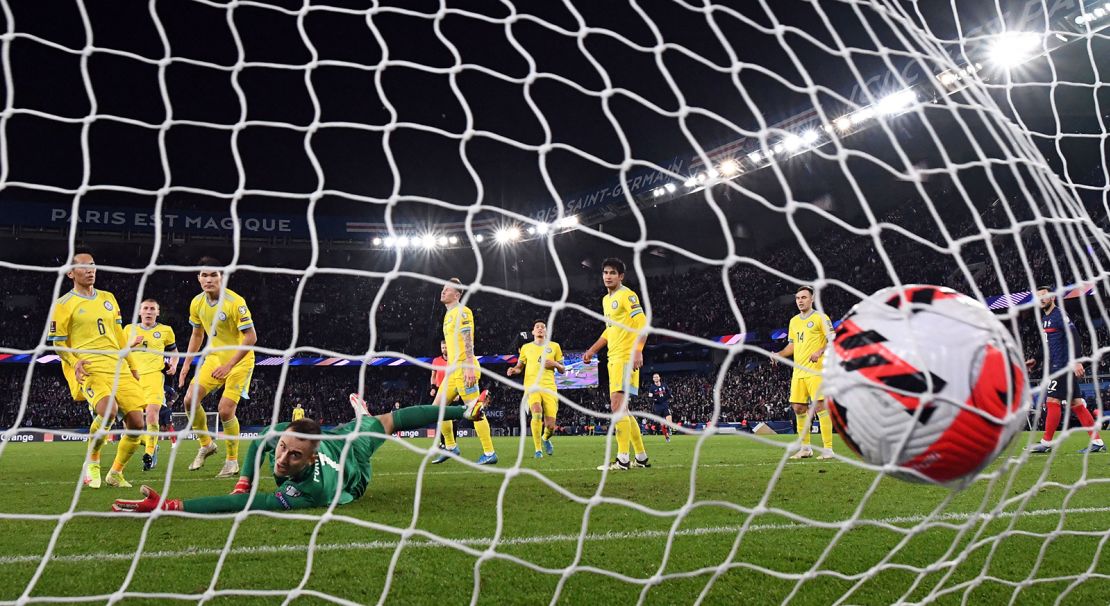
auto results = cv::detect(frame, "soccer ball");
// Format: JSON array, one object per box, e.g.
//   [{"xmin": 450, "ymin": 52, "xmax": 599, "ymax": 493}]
[{"xmin": 823, "ymin": 285, "xmax": 1029, "ymax": 486}]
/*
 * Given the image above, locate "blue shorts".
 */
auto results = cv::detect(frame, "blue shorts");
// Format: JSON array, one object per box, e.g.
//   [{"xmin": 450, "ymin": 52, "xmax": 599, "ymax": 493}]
[
  {"xmin": 653, "ymin": 404, "xmax": 671, "ymax": 418},
  {"xmin": 158, "ymin": 405, "xmax": 173, "ymax": 427}
]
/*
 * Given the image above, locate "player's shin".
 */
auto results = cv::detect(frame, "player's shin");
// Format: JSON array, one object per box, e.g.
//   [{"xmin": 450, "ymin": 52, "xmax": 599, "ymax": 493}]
[
  {"xmin": 111, "ymin": 433, "xmax": 142, "ymax": 473},
  {"xmin": 795, "ymin": 412, "xmax": 812, "ymax": 446},
  {"xmin": 1070, "ymin": 402, "xmax": 1102, "ymax": 441},
  {"xmin": 817, "ymin": 409, "xmax": 834, "ymax": 450},
  {"xmin": 1043, "ymin": 400, "xmax": 1063, "ymax": 442},
  {"xmin": 615, "ymin": 416, "xmax": 631, "ymax": 463},
  {"xmin": 87, "ymin": 414, "xmax": 113, "ymax": 462},
  {"xmin": 192, "ymin": 406, "xmax": 212, "ymax": 448},
  {"xmin": 223, "ymin": 416, "xmax": 240, "ymax": 461},
  {"xmin": 474, "ymin": 417, "xmax": 495, "ymax": 455},
  {"xmin": 441, "ymin": 421, "xmax": 456, "ymax": 449},
  {"xmin": 531, "ymin": 414, "xmax": 543, "ymax": 453},
  {"xmin": 144, "ymin": 421, "xmax": 159, "ymax": 456},
  {"xmin": 627, "ymin": 414, "xmax": 646, "ymax": 456}
]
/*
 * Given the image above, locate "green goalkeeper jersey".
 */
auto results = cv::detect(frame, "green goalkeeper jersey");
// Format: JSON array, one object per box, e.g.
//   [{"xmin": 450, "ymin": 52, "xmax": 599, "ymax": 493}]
[{"xmin": 182, "ymin": 417, "xmax": 387, "ymax": 513}]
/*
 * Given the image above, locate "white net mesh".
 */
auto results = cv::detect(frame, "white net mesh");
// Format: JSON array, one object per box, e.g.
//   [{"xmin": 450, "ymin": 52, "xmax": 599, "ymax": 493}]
[{"xmin": 1, "ymin": 0, "xmax": 1109, "ymax": 603}]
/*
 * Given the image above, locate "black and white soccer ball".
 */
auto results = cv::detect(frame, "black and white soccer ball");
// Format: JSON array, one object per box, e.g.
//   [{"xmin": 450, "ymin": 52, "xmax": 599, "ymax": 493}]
[{"xmin": 823, "ymin": 285, "xmax": 1030, "ymax": 486}]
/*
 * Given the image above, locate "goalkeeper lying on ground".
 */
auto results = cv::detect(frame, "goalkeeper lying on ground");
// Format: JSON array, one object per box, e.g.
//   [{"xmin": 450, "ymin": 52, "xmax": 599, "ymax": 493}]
[{"xmin": 112, "ymin": 394, "xmax": 484, "ymax": 513}]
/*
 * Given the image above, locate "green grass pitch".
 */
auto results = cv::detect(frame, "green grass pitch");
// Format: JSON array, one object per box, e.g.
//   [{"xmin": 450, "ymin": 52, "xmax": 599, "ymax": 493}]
[{"xmin": 0, "ymin": 431, "xmax": 1107, "ymax": 605}]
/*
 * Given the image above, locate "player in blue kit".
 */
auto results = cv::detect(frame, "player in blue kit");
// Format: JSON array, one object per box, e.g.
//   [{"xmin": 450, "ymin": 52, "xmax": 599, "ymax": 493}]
[
  {"xmin": 1026, "ymin": 286, "xmax": 1104, "ymax": 453},
  {"xmin": 646, "ymin": 373, "xmax": 673, "ymax": 442}
]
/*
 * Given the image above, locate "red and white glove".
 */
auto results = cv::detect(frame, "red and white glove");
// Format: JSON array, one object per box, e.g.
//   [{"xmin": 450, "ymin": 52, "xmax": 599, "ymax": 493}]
[
  {"xmin": 111, "ymin": 485, "xmax": 182, "ymax": 513},
  {"xmin": 230, "ymin": 477, "xmax": 251, "ymax": 495}
]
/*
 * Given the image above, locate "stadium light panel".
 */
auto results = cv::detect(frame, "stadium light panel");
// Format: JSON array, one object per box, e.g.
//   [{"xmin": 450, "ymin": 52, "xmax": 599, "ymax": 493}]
[
  {"xmin": 421, "ymin": 234, "xmax": 437, "ymax": 249},
  {"xmin": 987, "ymin": 32, "xmax": 1041, "ymax": 68},
  {"xmin": 410, "ymin": 236, "xmax": 424, "ymax": 249},
  {"xmin": 383, "ymin": 236, "xmax": 395, "ymax": 247},
  {"xmin": 448, "ymin": 235, "xmax": 459, "ymax": 245},
  {"xmin": 526, "ymin": 226, "xmax": 536, "ymax": 235},
  {"xmin": 536, "ymin": 223, "xmax": 550, "ymax": 235},
  {"xmin": 372, "ymin": 237, "xmax": 382, "ymax": 246},
  {"xmin": 475, "ymin": 234, "xmax": 484, "ymax": 243},
  {"xmin": 653, "ymin": 187, "xmax": 664, "ymax": 197},
  {"xmin": 437, "ymin": 236, "xmax": 449, "ymax": 246},
  {"xmin": 397, "ymin": 236, "xmax": 409, "ymax": 248},
  {"xmin": 556, "ymin": 215, "xmax": 578, "ymax": 228},
  {"xmin": 684, "ymin": 176, "xmax": 697, "ymax": 187},
  {"xmin": 801, "ymin": 130, "xmax": 819, "ymax": 145},
  {"xmin": 665, "ymin": 183, "xmax": 677, "ymax": 193},
  {"xmin": 783, "ymin": 135, "xmax": 803, "ymax": 152},
  {"xmin": 772, "ymin": 143, "xmax": 785, "ymax": 155},
  {"xmin": 834, "ymin": 116, "xmax": 852, "ymax": 132},
  {"xmin": 850, "ymin": 107, "xmax": 875, "ymax": 125},
  {"xmin": 877, "ymin": 90, "xmax": 916, "ymax": 115},
  {"xmin": 748, "ymin": 151, "xmax": 762, "ymax": 163},
  {"xmin": 495, "ymin": 227, "xmax": 520, "ymax": 244},
  {"xmin": 719, "ymin": 159, "xmax": 740, "ymax": 176}
]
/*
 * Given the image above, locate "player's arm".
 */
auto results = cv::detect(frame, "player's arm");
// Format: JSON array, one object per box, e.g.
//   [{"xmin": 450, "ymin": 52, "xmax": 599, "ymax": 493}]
[
  {"xmin": 109, "ymin": 304, "xmax": 141, "ymax": 377},
  {"xmin": 811, "ymin": 314, "xmax": 834, "ymax": 363},
  {"xmin": 113, "ymin": 483, "xmax": 316, "ymax": 514},
  {"xmin": 213, "ymin": 327, "xmax": 257, "ymax": 378},
  {"xmin": 1069, "ymin": 320, "xmax": 1085, "ymax": 378},
  {"xmin": 629, "ymin": 309, "xmax": 647, "ymax": 369},
  {"xmin": 178, "ymin": 326, "xmax": 205, "ymax": 387},
  {"xmin": 48, "ymin": 303, "xmax": 77, "ymax": 368},
  {"xmin": 507, "ymin": 348, "xmax": 525, "ymax": 376},
  {"xmin": 165, "ymin": 327, "xmax": 179, "ymax": 375},
  {"xmin": 774, "ymin": 341, "xmax": 795, "ymax": 365},
  {"xmin": 545, "ymin": 344, "xmax": 565, "ymax": 373},
  {"xmin": 583, "ymin": 335, "xmax": 607, "ymax": 364},
  {"xmin": 461, "ymin": 328, "xmax": 478, "ymax": 385}
]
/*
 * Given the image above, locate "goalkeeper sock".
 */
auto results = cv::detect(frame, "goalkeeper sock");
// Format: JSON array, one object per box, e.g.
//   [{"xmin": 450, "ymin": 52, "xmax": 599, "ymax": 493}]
[
  {"xmin": 144, "ymin": 423, "xmax": 159, "ymax": 456},
  {"xmin": 795, "ymin": 413, "xmax": 812, "ymax": 446},
  {"xmin": 111, "ymin": 434, "xmax": 141, "ymax": 472},
  {"xmin": 628, "ymin": 415, "xmax": 646, "ymax": 455},
  {"xmin": 223, "ymin": 416, "xmax": 240, "ymax": 461},
  {"xmin": 1043, "ymin": 401, "xmax": 1062, "ymax": 442},
  {"xmin": 817, "ymin": 409, "xmax": 833, "ymax": 450},
  {"xmin": 441, "ymin": 421, "xmax": 456, "ymax": 449},
  {"xmin": 192, "ymin": 408, "xmax": 212, "ymax": 448},
  {"xmin": 616, "ymin": 416, "xmax": 631, "ymax": 459},
  {"xmin": 168, "ymin": 424, "xmax": 176, "ymax": 444},
  {"xmin": 393, "ymin": 405, "xmax": 464, "ymax": 431},
  {"xmin": 542, "ymin": 425, "xmax": 554, "ymax": 441},
  {"xmin": 87, "ymin": 415, "xmax": 111, "ymax": 463},
  {"xmin": 474, "ymin": 416, "xmax": 495, "ymax": 455},
  {"xmin": 1069, "ymin": 402, "xmax": 1101, "ymax": 441},
  {"xmin": 530, "ymin": 414, "xmax": 543, "ymax": 452}
]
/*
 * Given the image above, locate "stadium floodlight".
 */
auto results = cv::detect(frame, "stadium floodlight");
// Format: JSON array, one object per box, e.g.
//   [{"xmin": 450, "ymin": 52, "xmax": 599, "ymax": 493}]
[
  {"xmin": 877, "ymin": 89, "xmax": 916, "ymax": 115},
  {"xmin": 409, "ymin": 236, "xmax": 423, "ymax": 249},
  {"xmin": 396, "ymin": 236, "xmax": 410, "ymax": 248},
  {"xmin": 535, "ymin": 223, "xmax": 550, "ymax": 235},
  {"xmin": 783, "ymin": 134, "xmax": 803, "ymax": 153},
  {"xmin": 495, "ymin": 227, "xmax": 520, "ymax": 244},
  {"xmin": 772, "ymin": 142, "xmax": 785, "ymax": 155},
  {"xmin": 383, "ymin": 236, "xmax": 395, "ymax": 247},
  {"xmin": 801, "ymin": 129, "xmax": 819, "ymax": 145},
  {"xmin": 684, "ymin": 176, "xmax": 697, "ymax": 187},
  {"xmin": 664, "ymin": 183, "xmax": 677, "ymax": 193},
  {"xmin": 448, "ymin": 235, "xmax": 459, "ymax": 245},
  {"xmin": 555, "ymin": 215, "xmax": 578, "ymax": 228},
  {"xmin": 474, "ymin": 234, "xmax": 484, "ymax": 243},
  {"xmin": 526, "ymin": 226, "xmax": 536, "ymax": 235},
  {"xmin": 421, "ymin": 234, "xmax": 437, "ymax": 250},
  {"xmin": 987, "ymin": 32, "xmax": 1041, "ymax": 69},
  {"xmin": 833, "ymin": 116, "xmax": 852, "ymax": 132},
  {"xmin": 718, "ymin": 158, "xmax": 740, "ymax": 176},
  {"xmin": 850, "ymin": 106, "xmax": 875, "ymax": 126},
  {"xmin": 652, "ymin": 187, "xmax": 665, "ymax": 197},
  {"xmin": 437, "ymin": 236, "xmax": 449, "ymax": 247},
  {"xmin": 372, "ymin": 237, "xmax": 382, "ymax": 246},
  {"xmin": 748, "ymin": 150, "xmax": 762, "ymax": 163}
]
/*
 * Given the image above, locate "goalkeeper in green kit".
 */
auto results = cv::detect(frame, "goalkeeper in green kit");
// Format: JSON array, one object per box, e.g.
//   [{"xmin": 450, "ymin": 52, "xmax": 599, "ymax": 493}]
[{"xmin": 112, "ymin": 394, "xmax": 485, "ymax": 513}]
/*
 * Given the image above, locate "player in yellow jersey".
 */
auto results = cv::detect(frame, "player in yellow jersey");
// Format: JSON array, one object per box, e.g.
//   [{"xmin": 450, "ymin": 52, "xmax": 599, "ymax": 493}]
[
  {"xmin": 124, "ymin": 299, "xmax": 177, "ymax": 472},
  {"xmin": 774, "ymin": 286, "xmax": 835, "ymax": 460},
  {"xmin": 178, "ymin": 257, "xmax": 258, "ymax": 478},
  {"xmin": 292, "ymin": 404, "xmax": 305, "ymax": 422},
  {"xmin": 508, "ymin": 319, "xmax": 565, "ymax": 458},
  {"xmin": 433, "ymin": 278, "xmax": 497, "ymax": 465},
  {"xmin": 583, "ymin": 258, "xmax": 650, "ymax": 471},
  {"xmin": 47, "ymin": 252, "xmax": 147, "ymax": 489}
]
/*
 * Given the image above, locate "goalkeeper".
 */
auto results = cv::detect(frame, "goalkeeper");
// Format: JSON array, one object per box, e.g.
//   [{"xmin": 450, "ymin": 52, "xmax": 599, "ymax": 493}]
[{"xmin": 112, "ymin": 394, "xmax": 484, "ymax": 513}]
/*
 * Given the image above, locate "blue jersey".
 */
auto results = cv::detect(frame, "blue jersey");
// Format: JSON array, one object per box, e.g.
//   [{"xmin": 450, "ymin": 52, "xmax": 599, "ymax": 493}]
[
  {"xmin": 648, "ymin": 383, "xmax": 670, "ymax": 406},
  {"xmin": 1042, "ymin": 306, "xmax": 1078, "ymax": 372}
]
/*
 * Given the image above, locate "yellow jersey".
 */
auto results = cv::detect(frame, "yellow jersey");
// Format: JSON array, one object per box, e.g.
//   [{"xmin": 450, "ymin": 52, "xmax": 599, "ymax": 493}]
[
  {"xmin": 47, "ymin": 288, "xmax": 136, "ymax": 375},
  {"xmin": 519, "ymin": 340, "xmax": 563, "ymax": 391},
  {"xmin": 442, "ymin": 304, "xmax": 476, "ymax": 369},
  {"xmin": 788, "ymin": 310, "xmax": 833, "ymax": 377},
  {"xmin": 603, "ymin": 285, "xmax": 645, "ymax": 359},
  {"xmin": 292, "ymin": 407, "xmax": 305, "ymax": 421},
  {"xmin": 124, "ymin": 322, "xmax": 177, "ymax": 375},
  {"xmin": 188, "ymin": 288, "xmax": 255, "ymax": 365}
]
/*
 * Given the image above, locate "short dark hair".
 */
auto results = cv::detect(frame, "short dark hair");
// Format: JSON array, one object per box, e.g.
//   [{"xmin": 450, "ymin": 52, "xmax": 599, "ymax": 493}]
[
  {"xmin": 532, "ymin": 319, "xmax": 546, "ymax": 328},
  {"xmin": 797, "ymin": 285, "xmax": 814, "ymax": 296},
  {"xmin": 197, "ymin": 256, "xmax": 222, "ymax": 272},
  {"xmin": 72, "ymin": 247, "xmax": 94, "ymax": 262},
  {"xmin": 1035, "ymin": 284, "xmax": 1053, "ymax": 293},
  {"xmin": 286, "ymin": 418, "xmax": 322, "ymax": 451},
  {"xmin": 141, "ymin": 298, "xmax": 160, "ymax": 307},
  {"xmin": 602, "ymin": 257, "xmax": 625, "ymax": 275}
]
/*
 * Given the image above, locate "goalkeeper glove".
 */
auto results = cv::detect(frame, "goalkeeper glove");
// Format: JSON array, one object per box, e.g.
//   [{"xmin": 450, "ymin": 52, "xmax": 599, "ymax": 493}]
[
  {"xmin": 231, "ymin": 477, "xmax": 251, "ymax": 495},
  {"xmin": 111, "ymin": 485, "xmax": 182, "ymax": 513}
]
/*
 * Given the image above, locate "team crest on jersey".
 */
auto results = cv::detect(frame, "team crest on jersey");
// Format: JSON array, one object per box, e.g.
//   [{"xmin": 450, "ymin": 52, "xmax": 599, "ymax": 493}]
[
  {"xmin": 807, "ymin": 321, "xmax": 814, "ymax": 328},
  {"xmin": 611, "ymin": 300, "xmax": 619, "ymax": 309},
  {"xmin": 545, "ymin": 347, "xmax": 552, "ymax": 353},
  {"xmin": 629, "ymin": 295, "xmax": 637, "ymax": 304},
  {"xmin": 218, "ymin": 312, "xmax": 228, "ymax": 321},
  {"xmin": 153, "ymin": 331, "xmax": 161, "ymax": 339},
  {"xmin": 103, "ymin": 301, "xmax": 114, "ymax": 311},
  {"xmin": 238, "ymin": 305, "xmax": 247, "ymax": 315}
]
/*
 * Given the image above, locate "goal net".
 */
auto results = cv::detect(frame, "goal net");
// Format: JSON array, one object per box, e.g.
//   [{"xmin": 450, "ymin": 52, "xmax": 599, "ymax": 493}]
[{"xmin": 1, "ymin": 0, "xmax": 1108, "ymax": 604}]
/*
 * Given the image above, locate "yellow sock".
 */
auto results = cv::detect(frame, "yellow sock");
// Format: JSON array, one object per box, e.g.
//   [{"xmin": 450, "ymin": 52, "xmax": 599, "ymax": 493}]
[
  {"xmin": 796, "ymin": 413, "xmax": 811, "ymax": 446},
  {"xmin": 110, "ymin": 434, "xmax": 141, "ymax": 473},
  {"xmin": 530, "ymin": 415, "xmax": 543, "ymax": 452},
  {"xmin": 441, "ymin": 421, "xmax": 456, "ymax": 449},
  {"xmin": 628, "ymin": 415, "xmax": 646, "ymax": 455},
  {"xmin": 223, "ymin": 416, "xmax": 240, "ymax": 461},
  {"xmin": 87, "ymin": 415, "xmax": 110, "ymax": 462},
  {"xmin": 817, "ymin": 409, "xmax": 833, "ymax": 450},
  {"xmin": 616, "ymin": 416, "xmax": 631, "ymax": 458},
  {"xmin": 192, "ymin": 408, "xmax": 212, "ymax": 448},
  {"xmin": 474, "ymin": 417, "xmax": 495, "ymax": 455},
  {"xmin": 144, "ymin": 423, "xmax": 159, "ymax": 456},
  {"xmin": 542, "ymin": 426, "xmax": 554, "ymax": 441}
]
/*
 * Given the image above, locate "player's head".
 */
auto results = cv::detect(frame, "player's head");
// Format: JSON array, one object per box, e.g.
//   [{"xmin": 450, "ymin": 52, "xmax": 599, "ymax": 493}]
[
  {"xmin": 197, "ymin": 256, "xmax": 223, "ymax": 294},
  {"xmin": 1036, "ymin": 285, "xmax": 1055, "ymax": 310},
  {"xmin": 653, "ymin": 372, "xmax": 661, "ymax": 385},
  {"xmin": 601, "ymin": 257, "xmax": 625, "ymax": 290},
  {"xmin": 275, "ymin": 418, "xmax": 321, "ymax": 478},
  {"xmin": 139, "ymin": 298, "xmax": 160, "ymax": 324},
  {"xmin": 440, "ymin": 278, "xmax": 464, "ymax": 305},
  {"xmin": 294, "ymin": 403, "xmax": 303, "ymax": 409},
  {"xmin": 67, "ymin": 251, "xmax": 96, "ymax": 288},
  {"xmin": 795, "ymin": 285, "xmax": 814, "ymax": 312},
  {"xmin": 440, "ymin": 339, "xmax": 447, "ymax": 356},
  {"xmin": 532, "ymin": 319, "xmax": 547, "ymax": 341}
]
